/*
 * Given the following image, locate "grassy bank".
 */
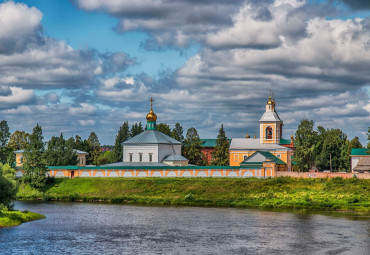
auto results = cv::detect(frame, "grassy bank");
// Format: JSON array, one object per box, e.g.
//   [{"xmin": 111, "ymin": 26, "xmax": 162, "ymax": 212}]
[
  {"xmin": 17, "ymin": 177, "xmax": 370, "ymax": 214},
  {"xmin": 0, "ymin": 210, "xmax": 45, "ymax": 228}
]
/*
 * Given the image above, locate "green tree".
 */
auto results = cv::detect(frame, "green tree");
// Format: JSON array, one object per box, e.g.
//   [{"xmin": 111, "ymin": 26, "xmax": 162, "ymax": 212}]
[
  {"xmin": 23, "ymin": 124, "xmax": 47, "ymax": 189},
  {"xmin": 171, "ymin": 123, "xmax": 184, "ymax": 142},
  {"xmin": 157, "ymin": 123, "xmax": 171, "ymax": 136},
  {"xmin": 367, "ymin": 127, "xmax": 370, "ymax": 151},
  {"xmin": 130, "ymin": 122, "xmax": 144, "ymax": 137},
  {"xmin": 0, "ymin": 163, "xmax": 17, "ymax": 209},
  {"xmin": 294, "ymin": 120, "xmax": 317, "ymax": 171},
  {"xmin": 97, "ymin": 151, "xmax": 115, "ymax": 166},
  {"xmin": 183, "ymin": 127, "xmax": 206, "ymax": 166},
  {"xmin": 113, "ymin": 122, "xmax": 130, "ymax": 162},
  {"xmin": 210, "ymin": 124, "xmax": 229, "ymax": 166},
  {"xmin": 317, "ymin": 129, "xmax": 347, "ymax": 171},
  {"xmin": 46, "ymin": 134, "xmax": 77, "ymax": 166},
  {"xmin": 87, "ymin": 132, "xmax": 101, "ymax": 165},
  {"xmin": 0, "ymin": 120, "xmax": 11, "ymax": 164},
  {"xmin": 74, "ymin": 135, "xmax": 90, "ymax": 153},
  {"xmin": 7, "ymin": 130, "xmax": 30, "ymax": 151},
  {"xmin": 350, "ymin": 137, "xmax": 362, "ymax": 149}
]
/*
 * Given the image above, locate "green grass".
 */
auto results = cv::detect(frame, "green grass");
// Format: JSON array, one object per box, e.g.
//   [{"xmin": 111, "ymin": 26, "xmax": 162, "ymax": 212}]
[
  {"xmin": 16, "ymin": 177, "xmax": 370, "ymax": 214},
  {"xmin": 0, "ymin": 210, "xmax": 45, "ymax": 228}
]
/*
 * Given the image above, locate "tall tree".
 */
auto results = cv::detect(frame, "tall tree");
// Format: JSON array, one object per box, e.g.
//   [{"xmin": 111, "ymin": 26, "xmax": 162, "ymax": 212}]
[
  {"xmin": 294, "ymin": 119, "xmax": 317, "ymax": 171},
  {"xmin": 87, "ymin": 132, "xmax": 101, "ymax": 165},
  {"xmin": 130, "ymin": 122, "xmax": 144, "ymax": 137},
  {"xmin": 350, "ymin": 137, "xmax": 362, "ymax": 149},
  {"xmin": 0, "ymin": 163, "xmax": 17, "ymax": 209},
  {"xmin": 74, "ymin": 135, "xmax": 90, "ymax": 153},
  {"xmin": 210, "ymin": 124, "xmax": 229, "ymax": 166},
  {"xmin": 317, "ymin": 129, "xmax": 345, "ymax": 171},
  {"xmin": 171, "ymin": 123, "xmax": 184, "ymax": 142},
  {"xmin": 157, "ymin": 123, "xmax": 171, "ymax": 136},
  {"xmin": 367, "ymin": 127, "xmax": 370, "ymax": 151},
  {"xmin": 23, "ymin": 124, "xmax": 47, "ymax": 188},
  {"xmin": 113, "ymin": 121, "xmax": 130, "ymax": 162},
  {"xmin": 7, "ymin": 130, "xmax": 30, "ymax": 151},
  {"xmin": 46, "ymin": 134, "xmax": 77, "ymax": 166},
  {"xmin": 0, "ymin": 120, "xmax": 11, "ymax": 164},
  {"xmin": 183, "ymin": 127, "xmax": 206, "ymax": 166}
]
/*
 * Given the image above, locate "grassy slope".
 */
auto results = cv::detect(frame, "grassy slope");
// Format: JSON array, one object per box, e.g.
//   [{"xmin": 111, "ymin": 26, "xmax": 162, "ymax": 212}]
[
  {"xmin": 17, "ymin": 177, "xmax": 370, "ymax": 213},
  {"xmin": 0, "ymin": 210, "xmax": 45, "ymax": 228}
]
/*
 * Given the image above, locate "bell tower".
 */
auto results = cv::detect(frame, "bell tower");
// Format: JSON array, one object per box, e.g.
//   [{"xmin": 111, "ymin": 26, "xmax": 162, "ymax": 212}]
[{"xmin": 259, "ymin": 95, "xmax": 283, "ymax": 144}]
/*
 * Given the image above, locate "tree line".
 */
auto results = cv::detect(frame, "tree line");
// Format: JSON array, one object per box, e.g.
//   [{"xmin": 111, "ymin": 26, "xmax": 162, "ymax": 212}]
[{"xmin": 294, "ymin": 119, "xmax": 369, "ymax": 172}]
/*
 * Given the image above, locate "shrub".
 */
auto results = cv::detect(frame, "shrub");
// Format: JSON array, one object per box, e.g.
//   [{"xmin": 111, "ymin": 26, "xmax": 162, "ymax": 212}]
[{"xmin": 184, "ymin": 193, "xmax": 194, "ymax": 201}]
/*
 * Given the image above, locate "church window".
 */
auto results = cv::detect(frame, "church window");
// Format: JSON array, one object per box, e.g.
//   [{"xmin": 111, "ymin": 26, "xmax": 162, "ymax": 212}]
[
  {"xmin": 244, "ymin": 155, "xmax": 248, "ymax": 161},
  {"xmin": 266, "ymin": 126, "xmax": 273, "ymax": 139},
  {"xmin": 129, "ymin": 153, "xmax": 133, "ymax": 162},
  {"xmin": 276, "ymin": 154, "xmax": 281, "ymax": 158},
  {"xmin": 149, "ymin": 153, "xmax": 153, "ymax": 162},
  {"xmin": 139, "ymin": 153, "xmax": 143, "ymax": 162}
]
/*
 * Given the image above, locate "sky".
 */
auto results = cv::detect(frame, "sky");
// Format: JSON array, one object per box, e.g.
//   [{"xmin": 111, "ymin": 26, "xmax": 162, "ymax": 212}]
[{"xmin": 0, "ymin": 0, "xmax": 369, "ymax": 145}]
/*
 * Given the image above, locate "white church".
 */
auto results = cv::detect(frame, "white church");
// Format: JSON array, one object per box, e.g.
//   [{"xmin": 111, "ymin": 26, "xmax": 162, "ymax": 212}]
[{"xmin": 106, "ymin": 98, "xmax": 188, "ymax": 167}]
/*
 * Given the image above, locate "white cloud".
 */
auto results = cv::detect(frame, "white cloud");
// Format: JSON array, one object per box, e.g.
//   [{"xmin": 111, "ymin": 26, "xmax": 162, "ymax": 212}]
[{"xmin": 69, "ymin": 103, "xmax": 96, "ymax": 115}]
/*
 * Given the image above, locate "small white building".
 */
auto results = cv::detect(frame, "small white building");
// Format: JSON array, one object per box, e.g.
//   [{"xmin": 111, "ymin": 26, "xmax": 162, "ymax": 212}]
[{"xmin": 350, "ymin": 148, "xmax": 370, "ymax": 173}]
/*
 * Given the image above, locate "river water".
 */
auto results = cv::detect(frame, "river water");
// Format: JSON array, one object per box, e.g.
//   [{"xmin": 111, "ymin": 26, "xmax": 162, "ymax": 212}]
[{"xmin": 0, "ymin": 201, "xmax": 369, "ymax": 254}]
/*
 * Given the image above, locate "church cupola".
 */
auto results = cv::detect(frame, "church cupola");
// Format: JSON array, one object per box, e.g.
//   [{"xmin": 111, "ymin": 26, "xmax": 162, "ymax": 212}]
[
  {"xmin": 146, "ymin": 97, "xmax": 157, "ymax": 130},
  {"xmin": 266, "ymin": 95, "xmax": 275, "ymax": 112}
]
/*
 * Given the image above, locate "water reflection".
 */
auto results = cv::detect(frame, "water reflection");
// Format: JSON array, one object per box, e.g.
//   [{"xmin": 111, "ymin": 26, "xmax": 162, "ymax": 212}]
[{"xmin": 0, "ymin": 201, "xmax": 369, "ymax": 254}]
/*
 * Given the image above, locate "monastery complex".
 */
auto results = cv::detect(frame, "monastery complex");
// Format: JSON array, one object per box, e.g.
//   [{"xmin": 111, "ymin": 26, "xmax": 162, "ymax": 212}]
[{"xmin": 13, "ymin": 95, "xmax": 303, "ymax": 178}]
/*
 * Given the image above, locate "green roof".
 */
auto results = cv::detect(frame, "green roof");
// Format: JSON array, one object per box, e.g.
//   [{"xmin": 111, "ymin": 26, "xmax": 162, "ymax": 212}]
[
  {"xmin": 279, "ymin": 138, "xmax": 291, "ymax": 145},
  {"xmin": 351, "ymin": 148, "xmax": 370, "ymax": 156},
  {"xmin": 240, "ymin": 151, "xmax": 286, "ymax": 166},
  {"xmin": 200, "ymin": 139, "xmax": 231, "ymax": 147}
]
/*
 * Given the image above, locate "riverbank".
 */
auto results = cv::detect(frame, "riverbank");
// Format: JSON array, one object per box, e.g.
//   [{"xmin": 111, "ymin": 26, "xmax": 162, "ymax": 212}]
[
  {"xmin": 17, "ymin": 177, "xmax": 370, "ymax": 214},
  {"xmin": 0, "ymin": 210, "xmax": 45, "ymax": 228}
]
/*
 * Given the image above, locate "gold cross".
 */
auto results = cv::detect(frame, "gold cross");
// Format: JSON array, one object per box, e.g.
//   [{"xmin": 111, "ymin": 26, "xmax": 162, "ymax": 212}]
[{"xmin": 150, "ymin": 97, "xmax": 154, "ymax": 109}]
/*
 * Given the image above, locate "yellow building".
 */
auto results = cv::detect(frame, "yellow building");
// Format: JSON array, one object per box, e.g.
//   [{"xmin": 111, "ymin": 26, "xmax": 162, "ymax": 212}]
[
  {"xmin": 229, "ymin": 96, "xmax": 293, "ymax": 172},
  {"xmin": 14, "ymin": 149, "xmax": 88, "ymax": 167}
]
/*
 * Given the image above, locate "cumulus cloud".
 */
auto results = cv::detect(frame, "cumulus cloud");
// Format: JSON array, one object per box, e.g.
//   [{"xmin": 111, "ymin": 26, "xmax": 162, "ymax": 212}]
[{"xmin": 0, "ymin": 86, "xmax": 34, "ymax": 107}]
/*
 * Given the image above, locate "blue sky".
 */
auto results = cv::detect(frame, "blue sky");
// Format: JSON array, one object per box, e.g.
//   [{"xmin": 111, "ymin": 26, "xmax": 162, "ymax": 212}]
[{"xmin": 0, "ymin": 0, "xmax": 369, "ymax": 145}]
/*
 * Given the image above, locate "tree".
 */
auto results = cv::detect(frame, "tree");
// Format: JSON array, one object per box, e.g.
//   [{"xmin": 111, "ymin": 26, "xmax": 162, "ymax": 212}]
[
  {"xmin": 46, "ymin": 134, "xmax": 77, "ymax": 166},
  {"xmin": 367, "ymin": 127, "xmax": 370, "ymax": 151},
  {"xmin": 113, "ymin": 122, "xmax": 130, "ymax": 162},
  {"xmin": 7, "ymin": 130, "xmax": 30, "ymax": 151},
  {"xmin": 74, "ymin": 135, "xmax": 90, "ymax": 153},
  {"xmin": 171, "ymin": 123, "xmax": 184, "ymax": 142},
  {"xmin": 23, "ymin": 124, "xmax": 47, "ymax": 188},
  {"xmin": 97, "ymin": 151, "xmax": 115, "ymax": 166},
  {"xmin": 350, "ymin": 137, "xmax": 362, "ymax": 149},
  {"xmin": 157, "ymin": 123, "xmax": 171, "ymax": 136},
  {"xmin": 183, "ymin": 127, "xmax": 206, "ymax": 166},
  {"xmin": 316, "ymin": 129, "xmax": 345, "ymax": 171},
  {"xmin": 294, "ymin": 120, "xmax": 317, "ymax": 171},
  {"xmin": 0, "ymin": 120, "xmax": 11, "ymax": 164},
  {"xmin": 210, "ymin": 124, "xmax": 229, "ymax": 166},
  {"xmin": 87, "ymin": 132, "xmax": 101, "ymax": 165},
  {"xmin": 130, "ymin": 122, "xmax": 144, "ymax": 137},
  {"xmin": 0, "ymin": 163, "xmax": 17, "ymax": 209}
]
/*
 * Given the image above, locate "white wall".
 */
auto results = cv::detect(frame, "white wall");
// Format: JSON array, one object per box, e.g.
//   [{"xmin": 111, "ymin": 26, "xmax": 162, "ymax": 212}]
[
  {"xmin": 351, "ymin": 157, "xmax": 360, "ymax": 171},
  {"xmin": 123, "ymin": 144, "xmax": 159, "ymax": 163},
  {"xmin": 158, "ymin": 144, "xmax": 181, "ymax": 162}
]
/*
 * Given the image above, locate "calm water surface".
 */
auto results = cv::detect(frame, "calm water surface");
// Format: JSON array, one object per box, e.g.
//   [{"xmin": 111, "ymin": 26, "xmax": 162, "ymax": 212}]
[{"xmin": 0, "ymin": 201, "xmax": 369, "ymax": 254}]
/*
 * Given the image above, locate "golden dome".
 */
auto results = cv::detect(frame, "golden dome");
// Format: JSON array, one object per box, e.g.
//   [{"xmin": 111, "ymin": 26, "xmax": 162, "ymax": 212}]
[
  {"xmin": 146, "ymin": 97, "xmax": 157, "ymax": 121},
  {"xmin": 267, "ymin": 96, "xmax": 274, "ymax": 105},
  {"xmin": 146, "ymin": 109, "xmax": 157, "ymax": 121}
]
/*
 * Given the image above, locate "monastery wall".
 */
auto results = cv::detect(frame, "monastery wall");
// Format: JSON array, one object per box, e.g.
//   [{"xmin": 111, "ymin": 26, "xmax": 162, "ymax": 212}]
[{"xmin": 277, "ymin": 171, "xmax": 370, "ymax": 179}]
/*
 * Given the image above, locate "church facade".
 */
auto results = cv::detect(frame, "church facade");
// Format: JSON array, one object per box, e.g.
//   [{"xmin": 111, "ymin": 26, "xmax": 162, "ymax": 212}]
[{"xmin": 229, "ymin": 96, "xmax": 293, "ymax": 173}]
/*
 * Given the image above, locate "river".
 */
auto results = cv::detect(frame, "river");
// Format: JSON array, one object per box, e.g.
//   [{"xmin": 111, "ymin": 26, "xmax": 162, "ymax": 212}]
[{"xmin": 0, "ymin": 201, "xmax": 369, "ymax": 254}]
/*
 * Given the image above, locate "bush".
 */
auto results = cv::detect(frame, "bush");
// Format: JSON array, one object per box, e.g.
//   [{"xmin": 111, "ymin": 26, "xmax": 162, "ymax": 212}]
[{"xmin": 184, "ymin": 193, "xmax": 194, "ymax": 201}]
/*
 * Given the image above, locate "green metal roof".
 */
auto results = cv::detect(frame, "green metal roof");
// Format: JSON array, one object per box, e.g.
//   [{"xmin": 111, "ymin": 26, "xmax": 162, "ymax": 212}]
[
  {"xmin": 200, "ymin": 139, "xmax": 231, "ymax": 147},
  {"xmin": 279, "ymin": 138, "xmax": 291, "ymax": 145},
  {"xmin": 240, "ymin": 151, "xmax": 286, "ymax": 165},
  {"xmin": 351, "ymin": 148, "xmax": 370, "ymax": 156}
]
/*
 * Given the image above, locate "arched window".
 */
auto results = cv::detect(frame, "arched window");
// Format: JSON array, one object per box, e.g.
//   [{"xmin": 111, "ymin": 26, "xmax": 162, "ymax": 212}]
[{"xmin": 266, "ymin": 126, "xmax": 273, "ymax": 139}]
